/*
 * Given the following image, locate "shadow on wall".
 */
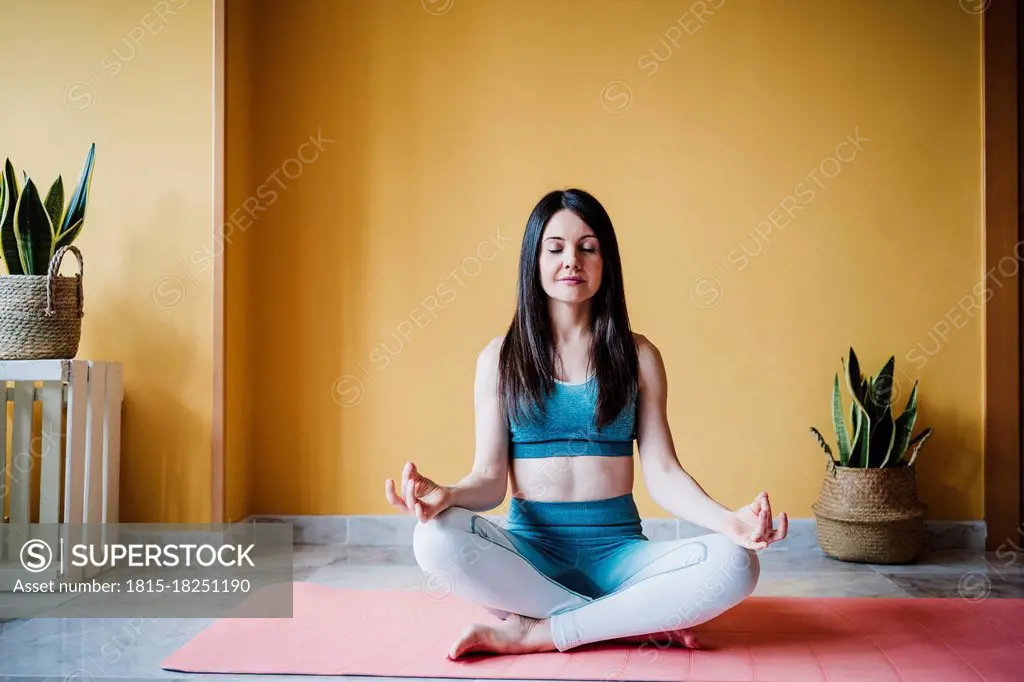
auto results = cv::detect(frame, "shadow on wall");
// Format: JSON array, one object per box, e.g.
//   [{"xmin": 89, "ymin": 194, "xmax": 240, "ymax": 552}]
[{"xmin": 86, "ymin": 193, "xmax": 207, "ymax": 523}]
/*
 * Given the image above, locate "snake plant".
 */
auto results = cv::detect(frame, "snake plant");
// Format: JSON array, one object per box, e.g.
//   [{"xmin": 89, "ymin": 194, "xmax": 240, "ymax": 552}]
[
  {"xmin": 0, "ymin": 143, "xmax": 96, "ymax": 275},
  {"xmin": 810, "ymin": 347, "xmax": 933, "ymax": 468}
]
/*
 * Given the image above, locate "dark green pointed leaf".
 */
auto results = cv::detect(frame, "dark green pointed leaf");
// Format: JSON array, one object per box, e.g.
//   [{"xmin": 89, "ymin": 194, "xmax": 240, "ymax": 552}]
[
  {"xmin": 891, "ymin": 405, "xmax": 917, "ymax": 464},
  {"xmin": 1, "ymin": 160, "xmax": 23, "ymax": 274},
  {"xmin": 0, "ymin": 173, "xmax": 6, "ymax": 270},
  {"xmin": 870, "ymin": 405, "xmax": 895, "ymax": 467},
  {"xmin": 873, "ymin": 357, "xmax": 895, "ymax": 402},
  {"xmin": 846, "ymin": 400, "xmax": 860, "ymax": 467},
  {"xmin": 903, "ymin": 380, "xmax": 919, "ymax": 413},
  {"xmin": 843, "ymin": 353, "xmax": 872, "ymax": 466},
  {"xmin": 831, "ymin": 373, "xmax": 852, "ymax": 464},
  {"xmin": 54, "ymin": 217, "xmax": 83, "ymax": 251},
  {"xmin": 867, "ymin": 357, "xmax": 895, "ymax": 427},
  {"xmin": 890, "ymin": 381, "xmax": 920, "ymax": 462},
  {"xmin": 848, "ymin": 348, "xmax": 867, "ymax": 404},
  {"xmin": 14, "ymin": 179, "xmax": 54, "ymax": 275},
  {"xmin": 852, "ymin": 402, "xmax": 870, "ymax": 467},
  {"xmin": 57, "ymin": 143, "xmax": 95, "ymax": 247},
  {"xmin": 44, "ymin": 176, "xmax": 64, "ymax": 237}
]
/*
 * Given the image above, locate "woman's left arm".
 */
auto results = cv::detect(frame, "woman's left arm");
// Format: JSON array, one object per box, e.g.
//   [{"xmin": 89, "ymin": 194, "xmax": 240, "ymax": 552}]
[{"xmin": 634, "ymin": 334, "xmax": 787, "ymax": 550}]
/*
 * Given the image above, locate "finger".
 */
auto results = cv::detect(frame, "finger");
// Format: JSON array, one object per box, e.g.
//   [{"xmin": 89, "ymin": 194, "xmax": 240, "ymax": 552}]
[
  {"xmin": 762, "ymin": 492, "xmax": 773, "ymax": 519},
  {"xmin": 414, "ymin": 502, "xmax": 425, "ymax": 523},
  {"xmin": 385, "ymin": 479, "xmax": 409, "ymax": 512},
  {"xmin": 743, "ymin": 536, "xmax": 767, "ymax": 551},
  {"xmin": 401, "ymin": 471, "xmax": 413, "ymax": 507},
  {"xmin": 401, "ymin": 461, "xmax": 412, "ymax": 500},
  {"xmin": 754, "ymin": 508, "xmax": 769, "ymax": 541},
  {"xmin": 408, "ymin": 462, "xmax": 421, "ymax": 500},
  {"xmin": 750, "ymin": 491, "xmax": 763, "ymax": 516},
  {"xmin": 768, "ymin": 512, "xmax": 788, "ymax": 542},
  {"xmin": 391, "ymin": 479, "xmax": 412, "ymax": 512},
  {"xmin": 748, "ymin": 509, "xmax": 762, "ymax": 541}
]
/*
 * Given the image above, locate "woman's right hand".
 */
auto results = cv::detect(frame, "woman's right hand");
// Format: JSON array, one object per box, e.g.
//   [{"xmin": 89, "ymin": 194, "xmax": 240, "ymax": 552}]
[{"xmin": 385, "ymin": 461, "xmax": 453, "ymax": 523}]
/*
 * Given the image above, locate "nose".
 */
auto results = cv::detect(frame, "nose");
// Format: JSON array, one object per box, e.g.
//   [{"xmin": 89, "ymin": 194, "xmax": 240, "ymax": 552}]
[{"xmin": 563, "ymin": 249, "xmax": 579, "ymax": 269}]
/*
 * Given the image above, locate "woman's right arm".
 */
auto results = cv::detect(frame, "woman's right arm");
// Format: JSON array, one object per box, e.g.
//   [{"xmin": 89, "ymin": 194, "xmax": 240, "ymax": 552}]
[{"xmin": 445, "ymin": 336, "xmax": 510, "ymax": 512}]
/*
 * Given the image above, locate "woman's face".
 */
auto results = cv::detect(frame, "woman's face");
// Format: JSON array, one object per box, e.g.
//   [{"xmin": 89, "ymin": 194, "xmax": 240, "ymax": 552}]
[{"xmin": 538, "ymin": 209, "xmax": 603, "ymax": 303}]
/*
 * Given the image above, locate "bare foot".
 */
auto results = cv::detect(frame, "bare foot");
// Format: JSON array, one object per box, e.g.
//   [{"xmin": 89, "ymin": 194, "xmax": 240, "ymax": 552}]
[
  {"xmin": 614, "ymin": 627, "xmax": 701, "ymax": 649},
  {"xmin": 447, "ymin": 613, "xmax": 556, "ymax": 659}
]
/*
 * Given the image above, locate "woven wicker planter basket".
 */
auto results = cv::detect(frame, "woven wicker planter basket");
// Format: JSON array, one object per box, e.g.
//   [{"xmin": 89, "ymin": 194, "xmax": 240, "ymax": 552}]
[
  {"xmin": 811, "ymin": 455, "xmax": 928, "ymax": 564},
  {"xmin": 0, "ymin": 245, "xmax": 85, "ymax": 360}
]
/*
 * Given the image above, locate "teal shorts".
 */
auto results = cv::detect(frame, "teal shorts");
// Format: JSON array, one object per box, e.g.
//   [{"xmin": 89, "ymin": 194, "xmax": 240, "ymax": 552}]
[{"xmin": 472, "ymin": 492, "xmax": 694, "ymax": 600}]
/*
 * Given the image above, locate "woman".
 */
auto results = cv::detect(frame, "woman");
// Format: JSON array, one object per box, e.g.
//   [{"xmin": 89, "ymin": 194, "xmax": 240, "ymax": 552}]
[{"xmin": 384, "ymin": 188, "xmax": 787, "ymax": 660}]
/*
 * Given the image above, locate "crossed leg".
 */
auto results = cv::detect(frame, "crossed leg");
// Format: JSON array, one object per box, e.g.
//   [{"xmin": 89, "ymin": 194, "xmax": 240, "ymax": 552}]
[
  {"xmin": 549, "ymin": 530, "xmax": 760, "ymax": 650},
  {"xmin": 412, "ymin": 506, "xmax": 760, "ymax": 655},
  {"xmin": 412, "ymin": 505, "xmax": 592, "ymax": 620}
]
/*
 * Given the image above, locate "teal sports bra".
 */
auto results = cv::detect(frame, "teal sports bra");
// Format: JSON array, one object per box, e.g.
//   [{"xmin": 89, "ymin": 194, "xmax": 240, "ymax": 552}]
[{"xmin": 508, "ymin": 375, "xmax": 637, "ymax": 459}]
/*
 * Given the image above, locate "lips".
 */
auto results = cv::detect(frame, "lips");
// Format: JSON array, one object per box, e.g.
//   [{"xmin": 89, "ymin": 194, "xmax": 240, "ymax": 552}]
[{"xmin": 558, "ymin": 278, "xmax": 584, "ymax": 284}]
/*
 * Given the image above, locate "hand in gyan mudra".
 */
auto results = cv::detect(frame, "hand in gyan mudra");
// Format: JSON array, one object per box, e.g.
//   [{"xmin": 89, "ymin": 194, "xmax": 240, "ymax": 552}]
[
  {"xmin": 722, "ymin": 491, "xmax": 788, "ymax": 550},
  {"xmin": 384, "ymin": 461, "xmax": 453, "ymax": 523}
]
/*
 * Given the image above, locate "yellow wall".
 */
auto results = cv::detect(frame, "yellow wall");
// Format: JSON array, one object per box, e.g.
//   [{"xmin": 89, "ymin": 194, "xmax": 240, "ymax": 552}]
[
  {"xmin": 5, "ymin": 1, "xmax": 983, "ymax": 526},
  {"xmin": 228, "ymin": 0, "xmax": 985, "ymax": 522},
  {"xmin": 1, "ymin": 0, "xmax": 216, "ymax": 523}
]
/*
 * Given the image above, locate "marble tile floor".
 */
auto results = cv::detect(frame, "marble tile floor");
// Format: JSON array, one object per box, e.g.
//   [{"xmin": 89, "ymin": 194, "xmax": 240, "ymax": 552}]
[{"xmin": 1, "ymin": 545, "xmax": 1022, "ymax": 682}]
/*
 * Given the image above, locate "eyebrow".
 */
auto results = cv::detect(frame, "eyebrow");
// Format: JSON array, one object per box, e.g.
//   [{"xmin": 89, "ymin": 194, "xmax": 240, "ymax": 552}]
[{"xmin": 543, "ymin": 235, "xmax": 598, "ymax": 241}]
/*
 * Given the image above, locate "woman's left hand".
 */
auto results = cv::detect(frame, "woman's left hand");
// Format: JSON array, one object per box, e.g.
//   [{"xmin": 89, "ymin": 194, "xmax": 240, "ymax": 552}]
[{"xmin": 721, "ymin": 491, "xmax": 788, "ymax": 550}]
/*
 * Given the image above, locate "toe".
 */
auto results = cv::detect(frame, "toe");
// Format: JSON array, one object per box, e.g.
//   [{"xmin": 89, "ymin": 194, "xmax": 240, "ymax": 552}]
[
  {"xmin": 449, "ymin": 641, "xmax": 468, "ymax": 660},
  {"xmin": 448, "ymin": 630, "xmax": 470, "ymax": 659},
  {"xmin": 449, "ymin": 624, "xmax": 486, "ymax": 659}
]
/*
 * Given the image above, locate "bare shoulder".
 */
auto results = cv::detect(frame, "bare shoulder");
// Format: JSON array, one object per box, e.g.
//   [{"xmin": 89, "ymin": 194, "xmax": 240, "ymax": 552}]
[
  {"xmin": 475, "ymin": 335, "xmax": 505, "ymax": 381},
  {"xmin": 631, "ymin": 332, "xmax": 666, "ymax": 390},
  {"xmin": 479, "ymin": 335, "xmax": 504, "ymax": 365},
  {"xmin": 631, "ymin": 332, "xmax": 663, "ymax": 367}
]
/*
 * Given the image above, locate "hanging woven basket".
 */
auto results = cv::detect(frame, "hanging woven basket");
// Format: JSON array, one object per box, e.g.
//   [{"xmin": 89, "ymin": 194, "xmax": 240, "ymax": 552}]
[
  {"xmin": 0, "ymin": 245, "xmax": 85, "ymax": 360},
  {"xmin": 811, "ymin": 454, "xmax": 928, "ymax": 564}
]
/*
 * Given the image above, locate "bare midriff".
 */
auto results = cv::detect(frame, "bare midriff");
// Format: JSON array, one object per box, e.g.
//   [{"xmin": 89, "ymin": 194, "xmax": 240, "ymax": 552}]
[{"xmin": 508, "ymin": 455, "xmax": 634, "ymax": 502}]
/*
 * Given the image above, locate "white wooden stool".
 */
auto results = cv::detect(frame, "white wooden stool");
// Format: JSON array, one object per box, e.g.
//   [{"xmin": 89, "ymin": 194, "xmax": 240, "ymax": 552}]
[{"xmin": 0, "ymin": 360, "xmax": 123, "ymax": 591}]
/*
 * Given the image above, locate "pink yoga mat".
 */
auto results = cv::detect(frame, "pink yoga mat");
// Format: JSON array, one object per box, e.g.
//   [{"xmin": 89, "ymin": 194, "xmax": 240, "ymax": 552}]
[{"xmin": 162, "ymin": 581, "xmax": 1024, "ymax": 681}]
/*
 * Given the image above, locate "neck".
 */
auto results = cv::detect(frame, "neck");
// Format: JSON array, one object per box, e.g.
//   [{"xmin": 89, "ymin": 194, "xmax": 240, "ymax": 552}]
[{"xmin": 547, "ymin": 298, "xmax": 592, "ymax": 345}]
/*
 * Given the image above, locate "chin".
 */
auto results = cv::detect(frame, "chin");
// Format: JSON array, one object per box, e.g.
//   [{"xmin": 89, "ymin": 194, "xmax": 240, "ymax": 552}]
[{"xmin": 546, "ymin": 288, "xmax": 597, "ymax": 304}]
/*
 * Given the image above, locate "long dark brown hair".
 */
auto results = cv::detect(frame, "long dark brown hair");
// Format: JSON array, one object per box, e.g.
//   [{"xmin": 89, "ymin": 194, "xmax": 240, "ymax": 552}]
[{"xmin": 498, "ymin": 188, "xmax": 638, "ymax": 430}]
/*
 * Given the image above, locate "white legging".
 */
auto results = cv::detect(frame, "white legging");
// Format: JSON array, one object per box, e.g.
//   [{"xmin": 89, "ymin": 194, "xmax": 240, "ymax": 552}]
[{"xmin": 412, "ymin": 506, "xmax": 760, "ymax": 652}]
